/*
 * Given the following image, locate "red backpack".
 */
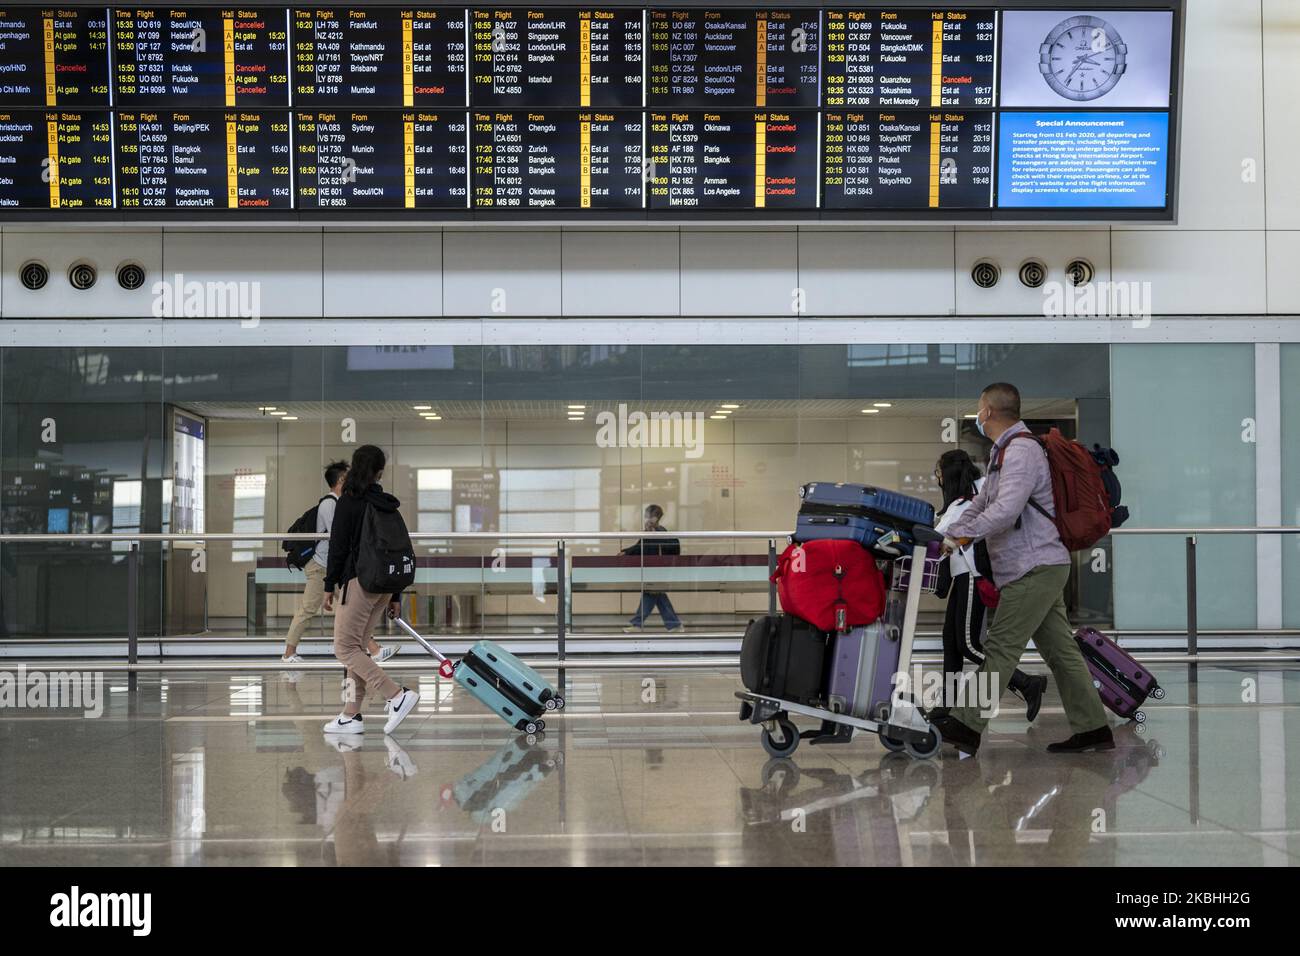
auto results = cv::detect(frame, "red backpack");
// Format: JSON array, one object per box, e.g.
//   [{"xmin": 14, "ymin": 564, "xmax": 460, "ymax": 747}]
[
  {"xmin": 994, "ymin": 428, "xmax": 1113, "ymax": 552},
  {"xmin": 771, "ymin": 539, "xmax": 885, "ymax": 632}
]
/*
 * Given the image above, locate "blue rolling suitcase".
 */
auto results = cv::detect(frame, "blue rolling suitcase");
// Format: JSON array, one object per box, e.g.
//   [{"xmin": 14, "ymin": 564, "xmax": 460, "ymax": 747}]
[
  {"xmin": 396, "ymin": 618, "xmax": 565, "ymax": 734},
  {"xmin": 795, "ymin": 482, "xmax": 935, "ymax": 555}
]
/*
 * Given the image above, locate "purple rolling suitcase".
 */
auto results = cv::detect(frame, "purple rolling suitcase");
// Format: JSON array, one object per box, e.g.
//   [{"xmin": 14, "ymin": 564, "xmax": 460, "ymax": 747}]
[
  {"xmin": 1074, "ymin": 626, "xmax": 1164, "ymax": 722},
  {"xmin": 825, "ymin": 619, "xmax": 901, "ymax": 723}
]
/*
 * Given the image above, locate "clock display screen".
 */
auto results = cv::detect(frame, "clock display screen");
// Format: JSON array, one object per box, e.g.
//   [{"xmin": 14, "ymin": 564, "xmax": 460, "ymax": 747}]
[{"xmin": 998, "ymin": 9, "xmax": 1175, "ymax": 108}]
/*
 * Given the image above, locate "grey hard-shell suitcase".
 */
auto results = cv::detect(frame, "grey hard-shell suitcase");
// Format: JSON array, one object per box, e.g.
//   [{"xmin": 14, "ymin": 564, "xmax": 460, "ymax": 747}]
[{"xmin": 824, "ymin": 618, "xmax": 901, "ymax": 723}]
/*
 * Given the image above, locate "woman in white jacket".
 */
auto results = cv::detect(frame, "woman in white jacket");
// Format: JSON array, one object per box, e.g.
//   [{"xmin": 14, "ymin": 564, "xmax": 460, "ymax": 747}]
[{"xmin": 933, "ymin": 450, "xmax": 1046, "ymax": 720}]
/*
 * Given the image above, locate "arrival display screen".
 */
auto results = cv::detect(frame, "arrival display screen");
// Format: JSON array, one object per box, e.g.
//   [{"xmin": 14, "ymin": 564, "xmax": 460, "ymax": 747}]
[{"xmin": 0, "ymin": 3, "xmax": 1181, "ymax": 218}]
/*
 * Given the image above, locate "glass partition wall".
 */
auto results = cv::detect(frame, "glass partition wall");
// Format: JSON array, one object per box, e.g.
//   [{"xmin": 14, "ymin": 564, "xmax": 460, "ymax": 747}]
[{"xmin": 0, "ymin": 343, "xmax": 1112, "ymax": 642}]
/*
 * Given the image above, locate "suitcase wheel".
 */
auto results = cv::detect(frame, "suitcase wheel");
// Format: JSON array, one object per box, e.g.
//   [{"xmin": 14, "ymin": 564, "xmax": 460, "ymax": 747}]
[
  {"xmin": 761, "ymin": 718, "xmax": 800, "ymax": 759},
  {"xmin": 1133, "ymin": 710, "xmax": 1146, "ymax": 724},
  {"xmin": 1150, "ymin": 686, "xmax": 1165, "ymax": 701},
  {"xmin": 878, "ymin": 730, "xmax": 907, "ymax": 754},
  {"xmin": 904, "ymin": 724, "xmax": 942, "ymax": 760},
  {"xmin": 545, "ymin": 696, "xmax": 559, "ymax": 711},
  {"xmin": 524, "ymin": 720, "xmax": 541, "ymax": 735},
  {"xmin": 554, "ymin": 696, "xmax": 566, "ymax": 710}
]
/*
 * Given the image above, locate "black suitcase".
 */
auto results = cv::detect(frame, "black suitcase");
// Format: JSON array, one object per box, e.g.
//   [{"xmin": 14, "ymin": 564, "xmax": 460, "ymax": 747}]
[{"xmin": 740, "ymin": 614, "xmax": 828, "ymax": 705}]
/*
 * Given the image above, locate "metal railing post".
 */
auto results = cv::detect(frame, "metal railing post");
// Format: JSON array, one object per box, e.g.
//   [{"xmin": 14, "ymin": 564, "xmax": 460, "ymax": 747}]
[
  {"xmin": 767, "ymin": 538, "xmax": 777, "ymax": 616},
  {"xmin": 556, "ymin": 538, "xmax": 566, "ymax": 665},
  {"xmin": 127, "ymin": 542, "xmax": 139, "ymax": 692},
  {"xmin": 1185, "ymin": 534, "xmax": 1198, "ymax": 656}
]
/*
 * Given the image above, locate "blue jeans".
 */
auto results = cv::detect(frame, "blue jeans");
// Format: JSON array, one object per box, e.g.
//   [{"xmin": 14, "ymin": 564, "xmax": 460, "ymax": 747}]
[{"xmin": 630, "ymin": 591, "xmax": 681, "ymax": 630}]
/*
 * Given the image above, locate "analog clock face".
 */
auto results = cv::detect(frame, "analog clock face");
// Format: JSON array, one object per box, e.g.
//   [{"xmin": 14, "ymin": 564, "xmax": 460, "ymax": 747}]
[{"xmin": 1038, "ymin": 15, "xmax": 1128, "ymax": 102}]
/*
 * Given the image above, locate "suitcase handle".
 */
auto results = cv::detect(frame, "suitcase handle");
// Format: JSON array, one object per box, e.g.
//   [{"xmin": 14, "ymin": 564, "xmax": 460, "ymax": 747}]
[{"xmin": 394, "ymin": 616, "xmax": 455, "ymax": 678}]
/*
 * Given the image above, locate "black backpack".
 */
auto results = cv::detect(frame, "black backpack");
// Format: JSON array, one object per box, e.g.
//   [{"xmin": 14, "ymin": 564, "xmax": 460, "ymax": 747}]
[
  {"xmin": 282, "ymin": 494, "xmax": 331, "ymax": 570},
  {"xmin": 354, "ymin": 501, "xmax": 416, "ymax": 594},
  {"xmin": 1090, "ymin": 444, "xmax": 1130, "ymax": 529}
]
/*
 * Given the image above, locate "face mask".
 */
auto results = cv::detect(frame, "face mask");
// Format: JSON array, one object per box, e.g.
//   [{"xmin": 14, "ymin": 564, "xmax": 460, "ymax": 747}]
[{"xmin": 974, "ymin": 410, "xmax": 988, "ymax": 438}]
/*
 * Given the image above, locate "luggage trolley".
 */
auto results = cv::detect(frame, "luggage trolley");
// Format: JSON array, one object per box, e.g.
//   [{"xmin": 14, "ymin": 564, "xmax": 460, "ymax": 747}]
[{"xmin": 736, "ymin": 526, "xmax": 946, "ymax": 761}]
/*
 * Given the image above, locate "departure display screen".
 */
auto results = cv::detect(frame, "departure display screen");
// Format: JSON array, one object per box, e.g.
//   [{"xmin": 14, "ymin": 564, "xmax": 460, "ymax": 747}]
[{"xmin": 0, "ymin": 4, "xmax": 1182, "ymax": 218}]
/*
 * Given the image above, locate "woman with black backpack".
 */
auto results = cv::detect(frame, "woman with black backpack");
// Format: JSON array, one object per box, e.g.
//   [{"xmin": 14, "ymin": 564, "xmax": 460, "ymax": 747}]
[
  {"xmin": 932, "ymin": 449, "xmax": 1047, "ymax": 721},
  {"xmin": 322, "ymin": 444, "xmax": 420, "ymax": 736}
]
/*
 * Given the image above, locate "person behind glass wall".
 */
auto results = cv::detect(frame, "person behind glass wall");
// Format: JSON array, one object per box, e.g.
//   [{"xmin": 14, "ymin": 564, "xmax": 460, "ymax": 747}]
[
  {"xmin": 931, "ymin": 449, "xmax": 1046, "ymax": 719},
  {"xmin": 282, "ymin": 460, "xmax": 398, "ymax": 667},
  {"xmin": 622, "ymin": 504, "xmax": 682, "ymax": 633},
  {"xmin": 321, "ymin": 445, "xmax": 420, "ymax": 736}
]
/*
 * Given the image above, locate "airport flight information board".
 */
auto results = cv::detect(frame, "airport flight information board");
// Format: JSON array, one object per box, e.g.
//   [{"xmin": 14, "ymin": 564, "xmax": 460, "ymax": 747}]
[{"xmin": 0, "ymin": 4, "xmax": 1181, "ymax": 217}]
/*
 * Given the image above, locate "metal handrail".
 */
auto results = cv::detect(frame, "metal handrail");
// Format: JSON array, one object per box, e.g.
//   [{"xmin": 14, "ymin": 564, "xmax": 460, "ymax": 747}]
[
  {"xmin": 2, "ymin": 527, "xmax": 1297, "ymax": 683},
  {"xmin": 0, "ymin": 526, "xmax": 1297, "ymax": 543},
  {"xmin": 0, "ymin": 530, "xmax": 783, "ymax": 543}
]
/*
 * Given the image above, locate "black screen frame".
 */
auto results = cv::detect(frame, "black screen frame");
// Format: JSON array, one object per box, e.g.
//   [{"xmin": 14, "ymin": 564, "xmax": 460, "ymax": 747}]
[{"xmin": 0, "ymin": 0, "xmax": 1184, "ymax": 223}]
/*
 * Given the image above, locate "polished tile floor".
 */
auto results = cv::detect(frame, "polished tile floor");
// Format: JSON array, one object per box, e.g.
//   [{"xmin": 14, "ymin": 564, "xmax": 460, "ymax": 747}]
[{"xmin": 0, "ymin": 663, "xmax": 1296, "ymax": 866}]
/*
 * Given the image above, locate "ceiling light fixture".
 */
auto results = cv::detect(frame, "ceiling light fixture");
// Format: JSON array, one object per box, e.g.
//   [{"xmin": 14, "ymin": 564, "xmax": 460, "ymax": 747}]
[
  {"xmin": 873, "ymin": 402, "xmax": 892, "ymax": 408},
  {"xmin": 862, "ymin": 409, "xmax": 879, "ymax": 414},
  {"xmin": 412, "ymin": 405, "xmax": 432, "ymax": 411}
]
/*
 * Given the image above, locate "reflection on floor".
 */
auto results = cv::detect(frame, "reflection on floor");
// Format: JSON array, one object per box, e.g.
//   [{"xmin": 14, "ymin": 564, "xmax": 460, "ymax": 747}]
[{"xmin": 0, "ymin": 665, "xmax": 1296, "ymax": 866}]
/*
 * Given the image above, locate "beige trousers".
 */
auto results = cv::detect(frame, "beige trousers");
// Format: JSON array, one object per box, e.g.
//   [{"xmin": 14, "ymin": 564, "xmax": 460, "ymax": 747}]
[
  {"xmin": 333, "ymin": 581, "xmax": 401, "ymax": 709},
  {"xmin": 285, "ymin": 561, "xmax": 327, "ymax": 650}
]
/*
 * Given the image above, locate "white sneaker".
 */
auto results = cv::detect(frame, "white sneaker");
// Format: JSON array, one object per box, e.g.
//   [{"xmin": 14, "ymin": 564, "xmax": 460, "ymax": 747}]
[
  {"xmin": 623, "ymin": 624, "xmax": 642, "ymax": 634},
  {"xmin": 323, "ymin": 714, "xmax": 365, "ymax": 735},
  {"xmin": 282, "ymin": 653, "xmax": 305, "ymax": 664},
  {"xmin": 371, "ymin": 644, "xmax": 398, "ymax": 664},
  {"xmin": 384, "ymin": 737, "xmax": 418, "ymax": 779},
  {"xmin": 383, "ymin": 688, "xmax": 420, "ymax": 735}
]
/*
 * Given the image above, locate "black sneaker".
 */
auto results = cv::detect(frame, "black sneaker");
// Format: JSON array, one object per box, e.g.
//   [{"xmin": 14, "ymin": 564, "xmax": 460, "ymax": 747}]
[
  {"xmin": 1022, "ymin": 676, "xmax": 1049, "ymax": 723},
  {"xmin": 1046, "ymin": 726, "xmax": 1115, "ymax": 753},
  {"xmin": 930, "ymin": 714, "xmax": 981, "ymax": 756}
]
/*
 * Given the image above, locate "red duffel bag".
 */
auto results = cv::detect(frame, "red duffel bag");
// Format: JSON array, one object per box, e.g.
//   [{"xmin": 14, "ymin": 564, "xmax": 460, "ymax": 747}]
[{"xmin": 771, "ymin": 539, "xmax": 886, "ymax": 633}]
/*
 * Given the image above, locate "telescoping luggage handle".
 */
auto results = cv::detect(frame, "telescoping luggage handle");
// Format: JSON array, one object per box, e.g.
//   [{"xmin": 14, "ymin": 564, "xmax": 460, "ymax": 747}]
[{"xmin": 394, "ymin": 616, "xmax": 456, "ymax": 679}]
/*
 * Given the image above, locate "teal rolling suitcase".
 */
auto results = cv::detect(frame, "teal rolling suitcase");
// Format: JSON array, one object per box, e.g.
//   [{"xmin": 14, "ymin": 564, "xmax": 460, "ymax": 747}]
[{"xmin": 395, "ymin": 619, "xmax": 565, "ymax": 734}]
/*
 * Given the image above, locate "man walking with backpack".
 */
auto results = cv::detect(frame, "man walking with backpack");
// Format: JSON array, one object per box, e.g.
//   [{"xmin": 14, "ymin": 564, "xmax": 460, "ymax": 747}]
[
  {"xmin": 929, "ymin": 383, "xmax": 1112, "ymax": 756},
  {"xmin": 282, "ymin": 460, "xmax": 350, "ymax": 663}
]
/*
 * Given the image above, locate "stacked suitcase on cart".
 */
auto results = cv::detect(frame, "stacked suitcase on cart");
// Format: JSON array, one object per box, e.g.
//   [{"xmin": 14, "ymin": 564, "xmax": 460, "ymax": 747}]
[{"xmin": 738, "ymin": 482, "xmax": 945, "ymax": 759}]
